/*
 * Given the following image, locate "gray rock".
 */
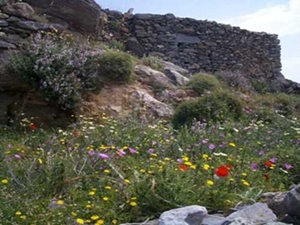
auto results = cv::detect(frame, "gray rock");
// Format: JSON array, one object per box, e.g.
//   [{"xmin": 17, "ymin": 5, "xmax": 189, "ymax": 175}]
[
  {"xmin": 131, "ymin": 89, "xmax": 174, "ymax": 118},
  {"xmin": 161, "ymin": 60, "xmax": 190, "ymax": 76},
  {"xmin": 264, "ymin": 223, "xmax": 292, "ymax": 225},
  {"xmin": 15, "ymin": 20, "xmax": 43, "ymax": 31},
  {"xmin": 120, "ymin": 220, "xmax": 158, "ymax": 225},
  {"xmin": 135, "ymin": 65, "xmax": 174, "ymax": 88},
  {"xmin": 6, "ymin": 16, "xmax": 20, "ymax": 22},
  {"xmin": 164, "ymin": 68, "xmax": 190, "ymax": 86},
  {"xmin": 0, "ymin": 34, "xmax": 24, "ymax": 45},
  {"xmin": 202, "ymin": 215, "xmax": 226, "ymax": 225},
  {"xmin": 0, "ymin": 12, "xmax": 9, "ymax": 19},
  {"xmin": 225, "ymin": 203, "xmax": 277, "ymax": 224},
  {"xmin": 158, "ymin": 205, "xmax": 207, "ymax": 225},
  {"xmin": 2, "ymin": 2, "xmax": 35, "ymax": 19},
  {"xmin": 0, "ymin": 19, "xmax": 9, "ymax": 27},
  {"xmin": 260, "ymin": 192, "xmax": 287, "ymax": 216},
  {"xmin": 176, "ymin": 33, "xmax": 201, "ymax": 44},
  {"xmin": 125, "ymin": 37, "xmax": 145, "ymax": 58},
  {"xmin": 135, "ymin": 13, "xmax": 154, "ymax": 20},
  {"xmin": 283, "ymin": 184, "xmax": 300, "ymax": 217},
  {"xmin": 0, "ymin": 40, "xmax": 15, "ymax": 48},
  {"xmin": 24, "ymin": 0, "xmax": 103, "ymax": 35},
  {"xmin": 222, "ymin": 217, "xmax": 252, "ymax": 225}
]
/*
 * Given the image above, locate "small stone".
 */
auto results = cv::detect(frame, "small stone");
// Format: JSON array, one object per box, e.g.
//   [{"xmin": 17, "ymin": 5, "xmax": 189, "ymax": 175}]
[
  {"xmin": 0, "ymin": 31, "xmax": 6, "ymax": 37},
  {"xmin": 0, "ymin": 12, "xmax": 9, "ymax": 19},
  {"xmin": 6, "ymin": 16, "xmax": 19, "ymax": 22},
  {"xmin": 0, "ymin": 19, "xmax": 8, "ymax": 27},
  {"xmin": 15, "ymin": 20, "xmax": 42, "ymax": 31},
  {"xmin": 158, "ymin": 205, "xmax": 207, "ymax": 225}
]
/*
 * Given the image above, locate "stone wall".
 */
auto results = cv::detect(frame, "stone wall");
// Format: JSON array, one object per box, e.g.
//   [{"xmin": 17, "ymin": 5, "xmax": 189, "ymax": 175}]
[{"xmin": 131, "ymin": 14, "xmax": 281, "ymax": 79}]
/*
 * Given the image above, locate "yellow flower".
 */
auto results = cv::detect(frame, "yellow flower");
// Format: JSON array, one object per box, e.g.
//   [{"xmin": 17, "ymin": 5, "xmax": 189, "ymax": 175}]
[
  {"xmin": 15, "ymin": 211, "xmax": 22, "ymax": 216},
  {"xmin": 203, "ymin": 164, "xmax": 210, "ymax": 170},
  {"xmin": 72, "ymin": 212, "xmax": 77, "ymax": 217},
  {"xmin": 1, "ymin": 179, "xmax": 8, "ymax": 184},
  {"xmin": 103, "ymin": 197, "xmax": 109, "ymax": 201},
  {"xmin": 140, "ymin": 169, "xmax": 146, "ymax": 173},
  {"xmin": 20, "ymin": 215, "xmax": 26, "ymax": 220},
  {"xmin": 104, "ymin": 169, "xmax": 110, "ymax": 173},
  {"xmin": 190, "ymin": 164, "xmax": 197, "ymax": 170},
  {"xmin": 105, "ymin": 186, "xmax": 111, "ymax": 190},
  {"xmin": 129, "ymin": 201, "xmax": 137, "ymax": 207},
  {"xmin": 124, "ymin": 179, "xmax": 130, "ymax": 184},
  {"xmin": 242, "ymin": 173, "xmax": 247, "ymax": 176},
  {"xmin": 206, "ymin": 180, "xmax": 214, "ymax": 186},
  {"xmin": 76, "ymin": 218, "xmax": 85, "ymax": 224},
  {"xmin": 57, "ymin": 200, "xmax": 64, "ymax": 205},
  {"xmin": 184, "ymin": 161, "xmax": 192, "ymax": 166},
  {"xmin": 89, "ymin": 191, "xmax": 95, "ymax": 196},
  {"xmin": 38, "ymin": 158, "xmax": 43, "ymax": 164},
  {"xmin": 95, "ymin": 220, "xmax": 104, "ymax": 225},
  {"xmin": 229, "ymin": 143, "xmax": 236, "ymax": 147},
  {"xmin": 91, "ymin": 215, "xmax": 100, "ymax": 220},
  {"xmin": 241, "ymin": 179, "xmax": 250, "ymax": 186},
  {"xmin": 112, "ymin": 220, "xmax": 118, "ymax": 224},
  {"xmin": 202, "ymin": 154, "xmax": 209, "ymax": 160},
  {"xmin": 182, "ymin": 156, "xmax": 189, "ymax": 162}
]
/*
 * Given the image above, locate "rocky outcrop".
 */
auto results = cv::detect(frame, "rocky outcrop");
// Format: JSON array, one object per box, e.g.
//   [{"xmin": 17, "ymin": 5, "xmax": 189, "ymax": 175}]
[{"xmin": 23, "ymin": 0, "xmax": 103, "ymax": 35}]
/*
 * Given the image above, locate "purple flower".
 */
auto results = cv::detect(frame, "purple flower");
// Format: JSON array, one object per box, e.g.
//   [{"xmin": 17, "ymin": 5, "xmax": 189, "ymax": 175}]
[
  {"xmin": 251, "ymin": 163, "xmax": 259, "ymax": 171},
  {"xmin": 14, "ymin": 154, "xmax": 21, "ymax": 159},
  {"xmin": 270, "ymin": 158, "xmax": 277, "ymax": 163},
  {"xmin": 209, "ymin": 144, "xmax": 216, "ymax": 150},
  {"xmin": 98, "ymin": 153, "xmax": 110, "ymax": 160},
  {"xmin": 177, "ymin": 158, "xmax": 183, "ymax": 163},
  {"xmin": 284, "ymin": 163, "xmax": 293, "ymax": 170},
  {"xmin": 202, "ymin": 139, "xmax": 208, "ymax": 144},
  {"xmin": 258, "ymin": 150, "xmax": 265, "ymax": 156},
  {"xmin": 129, "ymin": 148, "xmax": 137, "ymax": 154},
  {"xmin": 148, "ymin": 148, "xmax": 155, "ymax": 154},
  {"xmin": 88, "ymin": 151, "xmax": 96, "ymax": 156}
]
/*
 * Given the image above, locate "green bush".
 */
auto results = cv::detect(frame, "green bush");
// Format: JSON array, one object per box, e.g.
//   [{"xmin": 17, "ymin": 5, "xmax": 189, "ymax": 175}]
[
  {"xmin": 98, "ymin": 50, "xmax": 135, "ymax": 82},
  {"xmin": 186, "ymin": 73, "xmax": 221, "ymax": 95},
  {"xmin": 172, "ymin": 91, "xmax": 243, "ymax": 129},
  {"xmin": 108, "ymin": 39, "xmax": 126, "ymax": 52},
  {"xmin": 140, "ymin": 55, "xmax": 164, "ymax": 71},
  {"xmin": 215, "ymin": 71, "xmax": 254, "ymax": 92}
]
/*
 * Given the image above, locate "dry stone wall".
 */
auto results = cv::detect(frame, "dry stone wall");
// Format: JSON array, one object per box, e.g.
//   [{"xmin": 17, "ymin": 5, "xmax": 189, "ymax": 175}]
[{"xmin": 128, "ymin": 13, "xmax": 281, "ymax": 79}]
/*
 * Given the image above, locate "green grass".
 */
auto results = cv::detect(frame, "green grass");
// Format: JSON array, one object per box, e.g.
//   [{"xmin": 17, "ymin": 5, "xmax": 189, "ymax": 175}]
[{"xmin": 0, "ymin": 108, "xmax": 300, "ymax": 224}]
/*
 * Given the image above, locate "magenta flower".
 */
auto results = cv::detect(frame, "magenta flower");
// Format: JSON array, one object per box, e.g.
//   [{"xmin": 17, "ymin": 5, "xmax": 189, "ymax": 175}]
[
  {"xmin": 88, "ymin": 151, "xmax": 96, "ymax": 156},
  {"xmin": 202, "ymin": 139, "xmax": 208, "ymax": 144},
  {"xmin": 148, "ymin": 148, "xmax": 155, "ymax": 154},
  {"xmin": 284, "ymin": 164, "xmax": 293, "ymax": 170},
  {"xmin": 98, "ymin": 153, "xmax": 110, "ymax": 160},
  {"xmin": 209, "ymin": 144, "xmax": 216, "ymax": 150},
  {"xmin": 177, "ymin": 158, "xmax": 183, "ymax": 163},
  {"xmin": 258, "ymin": 150, "xmax": 265, "ymax": 156},
  {"xmin": 129, "ymin": 148, "xmax": 137, "ymax": 154},
  {"xmin": 270, "ymin": 158, "xmax": 277, "ymax": 164},
  {"xmin": 251, "ymin": 163, "xmax": 259, "ymax": 171},
  {"xmin": 14, "ymin": 154, "xmax": 21, "ymax": 159}
]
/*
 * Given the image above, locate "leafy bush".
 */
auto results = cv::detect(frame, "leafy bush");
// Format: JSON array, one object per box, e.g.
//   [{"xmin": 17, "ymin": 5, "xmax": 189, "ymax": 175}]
[
  {"xmin": 9, "ymin": 32, "xmax": 102, "ymax": 109},
  {"xmin": 108, "ymin": 39, "xmax": 126, "ymax": 52},
  {"xmin": 250, "ymin": 79, "xmax": 271, "ymax": 93},
  {"xmin": 172, "ymin": 91, "xmax": 243, "ymax": 129},
  {"xmin": 140, "ymin": 55, "xmax": 164, "ymax": 71},
  {"xmin": 97, "ymin": 50, "xmax": 135, "ymax": 82},
  {"xmin": 186, "ymin": 73, "xmax": 221, "ymax": 96},
  {"xmin": 215, "ymin": 71, "xmax": 254, "ymax": 92}
]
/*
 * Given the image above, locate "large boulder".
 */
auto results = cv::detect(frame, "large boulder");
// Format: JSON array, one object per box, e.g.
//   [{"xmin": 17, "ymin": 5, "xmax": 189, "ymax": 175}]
[{"xmin": 23, "ymin": 0, "xmax": 103, "ymax": 35}]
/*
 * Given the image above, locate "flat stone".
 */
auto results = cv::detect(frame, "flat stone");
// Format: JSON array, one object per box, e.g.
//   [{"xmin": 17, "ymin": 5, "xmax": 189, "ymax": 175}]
[
  {"xmin": 0, "ymin": 19, "xmax": 9, "ymax": 27},
  {"xmin": 15, "ymin": 20, "xmax": 43, "ymax": 31},
  {"xmin": 225, "ymin": 203, "xmax": 277, "ymax": 224},
  {"xmin": 135, "ymin": 13, "xmax": 154, "ymax": 20},
  {"xmin": 0, "ymin": 12, "xmax": 9, "ymax": 19},
  {"xmin": 6, "ymin": 16, "xmax": 20, "ymax": 22},
  {"xmin": 1, "ymin": 34, "xmax": 23, "ymax": 44},
  {"xmin": 3, "ymin": 2, "xmax": 35, "ymax": 19},
  {"xmin": 158, "ymin": 205, "xmax": 207, "ymax": 225},
  {"xmin": 176, "ymin": 33, "xmax": 201, "ymax": 44},
  {"xmin": 164, "ymin": 68, "xmax": 190, "ymax": 86},
  {"xmin": 0, "ymin": 40, "xmax": 15, "ymax": 48},
  {"xmin": 202, "ymin": 215, "xmax": 226, "ymax": 225}
]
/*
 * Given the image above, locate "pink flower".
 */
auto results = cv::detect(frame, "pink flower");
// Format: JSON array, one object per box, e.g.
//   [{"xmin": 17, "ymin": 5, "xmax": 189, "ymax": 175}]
[
  {"xmin": 209, "ymin": 144, "xmax": 216, "ymax": 150},
  {"xmin": 284, "ymin": 164, "xmax": 293, "ymax": 170},
  {"xmin": 129, "ymin": 148, "xmax": 137, "ymax": 154},
  {"xmin": 117, "ymin": 149, "xmax": 126, "ymax": 157},
  {"xmin": 98, "ymin": 153, "xmax": 109, "ymax": 160}
]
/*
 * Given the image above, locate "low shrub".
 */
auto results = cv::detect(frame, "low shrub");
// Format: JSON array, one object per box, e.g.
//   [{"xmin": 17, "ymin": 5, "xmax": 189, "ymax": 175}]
[
  {"xmin": 108, "ymin": 39, "xmax": 126, "ymax": 52},
  {"xmin": 215, "ymin": 71, "xmax": 254, "ymax": 92},
  {"xmin": 140, "ymin": 55, "xmax": 164, "ymax": 71},
  {"xmin": 186, "ymin": 73, "xmax": 221, "ymax": 96},
  {"xmin": 9, "ymin": 32, "xmax": 102, "ymax": 109},
  {"xmin": 97, "ymin": 50, "xmax": 135, "ymax": 82},
  {"xmin": 172, "ymin": 91, "xmax": 243, "ymax": 129}
]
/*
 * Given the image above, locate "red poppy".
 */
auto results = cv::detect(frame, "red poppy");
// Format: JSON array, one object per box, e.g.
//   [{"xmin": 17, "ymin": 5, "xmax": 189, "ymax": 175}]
[
  {"xmin": 29, "ymin": 123, "xmax": 37, "ymax": 130},
  {"xmin": 263, "ymin": 173, "xmax": 269, "ymax": 181},
  {"xmin": 215, "ymin": 165, "xmax": 229, "ymax": 177},
  {"xmin": 179, "ymin": 164, "xmax": 188, "ymax": 171},
  {"xmin": 73, "ymin": 130, "xmax": 80, "ymax": 136},
  {"xmin": 265, "ymin": 161, "xmax": 273, "ymax": 167}
]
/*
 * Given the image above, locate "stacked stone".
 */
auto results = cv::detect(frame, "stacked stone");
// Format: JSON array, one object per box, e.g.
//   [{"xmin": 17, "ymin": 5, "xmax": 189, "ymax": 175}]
[
  {"xmin": 128, "ymin": 13, "xmax": 281, "ymax": 79},
  {"xmin": 0, "ymin": 0, "xmax": 60, "ymax": 50}
]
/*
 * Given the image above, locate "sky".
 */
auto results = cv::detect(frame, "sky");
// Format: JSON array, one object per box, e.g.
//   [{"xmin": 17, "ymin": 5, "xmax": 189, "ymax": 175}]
[{"xmin": 97, "ymin": 0, "xmax": 300, "ymax": 83}]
